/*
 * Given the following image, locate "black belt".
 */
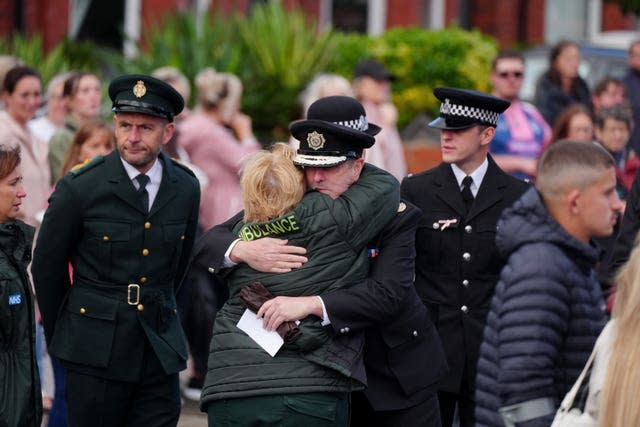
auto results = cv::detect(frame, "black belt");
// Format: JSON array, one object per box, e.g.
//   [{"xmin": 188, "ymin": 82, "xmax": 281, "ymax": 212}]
[{"xmin": 73, "ymin": 277, "xmax": 172, "ymax": 305}]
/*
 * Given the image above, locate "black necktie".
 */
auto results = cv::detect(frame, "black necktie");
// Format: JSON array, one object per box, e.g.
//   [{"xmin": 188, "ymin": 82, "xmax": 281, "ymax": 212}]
[
  {"xmin": 135, "ymin": 174, "xmax": 150, "ymax": 212},
  {"xmin": 461, "ymin": 175, "xmax": 474, "ymax": 212}
]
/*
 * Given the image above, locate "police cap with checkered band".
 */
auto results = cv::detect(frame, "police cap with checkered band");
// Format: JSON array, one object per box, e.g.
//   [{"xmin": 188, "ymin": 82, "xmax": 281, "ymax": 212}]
[
  {"xmin": 429, "ymin": 87, "xmax": 510, "ymax": 130},
  {"xmin": 109, "ymin": 74, "xmax": 184, "ymax": 122},
  {"xmin": 290, "ymin": 96, "xmax": 381, "ymax": 168}
]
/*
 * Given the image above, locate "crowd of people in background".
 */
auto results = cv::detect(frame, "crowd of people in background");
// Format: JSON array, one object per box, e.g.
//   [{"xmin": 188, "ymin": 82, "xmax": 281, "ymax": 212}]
[{"xmin": 3, "ymin": 35, "xmax": 640, "ymax": 427}]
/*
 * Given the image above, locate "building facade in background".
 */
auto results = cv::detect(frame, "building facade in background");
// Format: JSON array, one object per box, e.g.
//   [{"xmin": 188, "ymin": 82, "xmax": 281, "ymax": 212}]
[{"xmin": 0, "ymin": 0, "xmax": 637, "ymax": 55}]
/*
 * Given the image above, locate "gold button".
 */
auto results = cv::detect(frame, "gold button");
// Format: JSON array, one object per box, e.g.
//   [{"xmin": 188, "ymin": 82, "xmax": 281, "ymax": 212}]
[
  {"xmin": 137, "ymin": 304, "xmax": 144, "ymax": 312},
  {"xmin": 140, "ymin": 276, "xmax": 147, "ymax": 284},
  {"xmin": 102, "ymin": 235, "xmax": 109, "ymax": 241},
  {"xmin": 80, "ymin": 307, "xmax": 86, "ymax": 314},
  {"xmin": 180, "ymin": 235, "xmax": 185, "ymax": 240},
  {"xmin": 144, "ymin": 222, "xmax": 151, "ymax": 229},
  {"xmin": 142, "ymin": 248, "xmax": 149, "ymax": 256}
]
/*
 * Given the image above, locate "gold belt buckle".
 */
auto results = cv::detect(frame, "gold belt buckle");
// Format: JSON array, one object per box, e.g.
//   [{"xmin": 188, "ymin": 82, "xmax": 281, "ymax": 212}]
[{"xmin": 127, "ymin": 284, "xmax": 140, "ymax": 305}]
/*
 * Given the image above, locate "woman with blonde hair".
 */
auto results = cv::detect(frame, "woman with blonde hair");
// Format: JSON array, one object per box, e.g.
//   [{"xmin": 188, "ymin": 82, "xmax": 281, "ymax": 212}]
[
  {"xmin": 290, "ymin": 73, "xmax": 354, "ymax": 150},
  {"xmin": 592, "ymin": 240, "xmax": 640, "ymax": 426},
  {"xmin": 240, "ymin": 142, "xmax": 305, "ymax": 223},
  {"xmin": 178, "ymin": 67, "xmax": 260, "ymax": 230}
]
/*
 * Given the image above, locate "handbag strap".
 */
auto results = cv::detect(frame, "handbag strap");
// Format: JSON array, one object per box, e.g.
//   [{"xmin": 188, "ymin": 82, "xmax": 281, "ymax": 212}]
[{"xmin": 559, "ymin": 324, "xmax": 609, "ymax": 409}]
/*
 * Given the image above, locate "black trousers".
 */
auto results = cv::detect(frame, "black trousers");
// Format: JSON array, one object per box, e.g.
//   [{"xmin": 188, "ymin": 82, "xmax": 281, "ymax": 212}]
[
  {"xmin": 437, "ymin": 368, "xmax": 475, "ymax": 427},
  {"xmin": 207, "ymin": 392, "xmax": 350, "ymax": 427},
  {"xmin": 177, "ymin": 264, "xmax": 227, "ymax": 380},
  {"xmin": 65, "ymin": 341, "xmax": 180, "ymax": 427},
  {"xmin": 350, "ymin": 391, "xmax": 441, "ymax": 427}
]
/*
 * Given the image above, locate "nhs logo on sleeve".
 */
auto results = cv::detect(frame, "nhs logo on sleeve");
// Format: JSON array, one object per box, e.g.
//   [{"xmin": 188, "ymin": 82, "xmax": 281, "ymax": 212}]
[{"xmin": 8, "ymin": 293, "xmax": 22, "ymax": 306}]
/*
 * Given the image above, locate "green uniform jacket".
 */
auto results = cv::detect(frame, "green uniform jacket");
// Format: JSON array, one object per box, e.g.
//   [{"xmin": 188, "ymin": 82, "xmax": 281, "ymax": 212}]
[
  {"xmin": 32, "ymin": 150, "xmax": 200, "ymax": 382},
  {"xmin": 48, "ymin": 115, "xmax": 77, "ymax": 184},
  {"xmin": 201, "ymin": 164, "xmax": 400, "ymax": 405},
  {"xmin": 0, "ymin": 220, "xmax": 42, "ymax": 427}
]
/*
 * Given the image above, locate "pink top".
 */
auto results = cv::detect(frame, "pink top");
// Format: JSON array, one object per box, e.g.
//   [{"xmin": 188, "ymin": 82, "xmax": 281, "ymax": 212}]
[
  {"xmin": 178, "ymin": 112, "xmax": 260, "ymax": 230},
  {"xmin": 361, "ymin": 101, "xmax": 407, "ymax": 182},
  {"xmin": 0, "ymin": 111, "xmax": 51, "ymax": 229}
]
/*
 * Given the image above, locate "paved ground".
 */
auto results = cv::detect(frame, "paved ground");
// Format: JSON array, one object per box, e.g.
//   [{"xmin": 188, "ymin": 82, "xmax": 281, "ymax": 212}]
[{"xmin": 178, "ymin": 398, "xmax": 207, "ymax": 427}]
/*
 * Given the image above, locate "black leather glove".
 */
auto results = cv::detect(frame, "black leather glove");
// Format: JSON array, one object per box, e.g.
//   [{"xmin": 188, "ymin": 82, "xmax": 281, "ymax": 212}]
[{"xmin": 239, "ymin": 281, "xmax": 301, "ymax": 344}]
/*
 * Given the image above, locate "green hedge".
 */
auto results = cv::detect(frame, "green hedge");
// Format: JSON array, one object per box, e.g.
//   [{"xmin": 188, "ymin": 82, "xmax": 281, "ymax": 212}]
[{"xmin": 327, "ymin": 26, "xmax": 497, "ymax": 127}]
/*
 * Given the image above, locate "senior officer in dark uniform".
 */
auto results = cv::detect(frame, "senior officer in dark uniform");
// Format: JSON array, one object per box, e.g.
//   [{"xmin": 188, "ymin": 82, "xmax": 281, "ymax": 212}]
[
  {"xmin": 32, "ymin": 74, "xmax": 200, "ymax": 426},
  {"xmin": 401, "ymin": 88, "xmax": 529, "ymax": 427},
  {"xmin": 195, "ymin": 95, "xmax": 449, "ymax": 427}
]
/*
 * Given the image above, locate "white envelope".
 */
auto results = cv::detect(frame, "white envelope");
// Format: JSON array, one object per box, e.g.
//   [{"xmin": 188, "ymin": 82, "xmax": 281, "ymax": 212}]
[{"xmin": 236, "ymin": 308, "xmax": 284, "ymax": 357}]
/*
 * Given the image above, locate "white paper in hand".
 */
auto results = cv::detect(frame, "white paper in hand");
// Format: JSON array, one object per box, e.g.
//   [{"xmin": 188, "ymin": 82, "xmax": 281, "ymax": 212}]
[{"xmin": 237, "ymin": 308, "xmax": 284, "ymax": 357}]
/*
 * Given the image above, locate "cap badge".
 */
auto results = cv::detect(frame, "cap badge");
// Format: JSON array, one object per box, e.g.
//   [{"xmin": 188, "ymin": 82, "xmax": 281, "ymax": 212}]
[
  {"xmin": 441, "ymin": 98, "xmax": 451, "ymax": 115},
  {"xmin": 307, "ymin": 131, "xmax": 326, "ymax": 150},
  {"xmin": 133, "ymin": 80, "xmax": 147, "ymax": 98}
]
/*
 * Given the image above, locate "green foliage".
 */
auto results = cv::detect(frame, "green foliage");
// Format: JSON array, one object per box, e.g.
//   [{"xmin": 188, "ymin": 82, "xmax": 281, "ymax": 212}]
[
  {"xmin": 327, "ymin": 27, "xmax": 498, "ymax": 128},
  {"xmin": 2, "ymin": 7, "xmax": 499, "ymax": 138},
  {"xmin": 327, "ymin": 32, "xmax": 371, "ymax": 77},
  {"xmin": 0, "ymin": 33, "xmax": 103, "ymax": 88},
  {"xmin": 234, "ymin": 2, "xmax": 336, "ymax": 139},
  {"xmin": 119, "ymin": 11, "xmax": 241, "ymax": 107},
  {"xmin": 122, "ymin": 3, "xmax": 335, "ymax": 139}
]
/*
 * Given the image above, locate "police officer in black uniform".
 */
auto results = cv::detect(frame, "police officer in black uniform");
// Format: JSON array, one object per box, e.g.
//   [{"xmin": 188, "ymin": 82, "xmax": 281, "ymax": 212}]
[
  {"xmin": 32, "ymin": 74, "xmax": 200, "ymax": 426},
  {"xmin": 194, "ymin": 96, "xmax": 448, "ymax": 427},
  {"xmin": 401, "ymin": 88, "xmax": 529, "ymax": 427}
]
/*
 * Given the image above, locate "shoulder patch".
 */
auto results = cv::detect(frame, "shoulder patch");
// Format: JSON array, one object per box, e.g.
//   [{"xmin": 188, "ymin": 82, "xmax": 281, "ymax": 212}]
[
  {"xmin": 170, "ymin": 157, "xmax": 196, "ymax": 178},
  {"xmin": 69, "ymin": 156, "xmax": 105, "ymax": 177}
]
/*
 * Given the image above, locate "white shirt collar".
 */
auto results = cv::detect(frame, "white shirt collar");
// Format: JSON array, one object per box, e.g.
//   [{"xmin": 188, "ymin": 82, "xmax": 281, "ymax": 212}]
[
  {"xmin": 450, "ymin": 157, "xmax": 489, "ymax": 197},
  {"xmin": 120, "ymin": 156, "xmax": 163, "ymax": 186}
]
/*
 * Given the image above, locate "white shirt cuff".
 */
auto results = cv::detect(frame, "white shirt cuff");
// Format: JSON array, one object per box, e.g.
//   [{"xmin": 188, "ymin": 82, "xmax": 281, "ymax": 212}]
[
  {"xmin": 223, "ymin": 239, "xmax": 241, "ymax": 268},
  {"xmin": 317, "ymin": 296, "xmax": 331, "ymax": 326}
]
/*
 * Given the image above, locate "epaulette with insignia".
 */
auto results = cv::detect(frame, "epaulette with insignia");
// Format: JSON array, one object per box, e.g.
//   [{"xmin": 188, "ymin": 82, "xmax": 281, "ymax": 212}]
[
  {"xmin": 170, "ymin": 157, "xmax": 196, "ymax": 178},
  {"xmin": 68, "ymin": 156, "xmax": 105, "ymax": 177}
]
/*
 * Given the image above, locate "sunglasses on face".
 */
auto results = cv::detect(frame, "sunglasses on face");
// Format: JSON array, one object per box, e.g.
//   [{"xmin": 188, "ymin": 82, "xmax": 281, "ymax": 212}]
[{"xmin": 497, "ymin": 71, "xmax": 524, "ymax": 79}]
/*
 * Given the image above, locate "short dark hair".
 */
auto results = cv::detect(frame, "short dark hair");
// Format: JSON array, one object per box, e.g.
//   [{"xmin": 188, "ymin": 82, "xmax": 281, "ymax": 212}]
[
  {"xmin": 595, "ymin": 105, "xmax": 632, "ymax": 129},
  {"xmin": 491, "ymin": 50, "xmax": 524, "ymax": 70},
  {"xmin": 2, "ymin": 65, "xmax": 40, "ymax": 94},
  {"xmin": 592, "ymin": 77, "xmax": 625, "ymax": 97},
  {"xmin": 537, "ymin": 140, "xmax": 615, "ymax": 200},
  {"xmin": 0, "ymin": 145, "xmax": 21, "ymax": 180}
]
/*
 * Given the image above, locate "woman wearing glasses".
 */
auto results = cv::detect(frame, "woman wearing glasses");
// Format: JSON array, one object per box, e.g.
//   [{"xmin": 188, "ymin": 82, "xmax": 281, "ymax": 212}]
[{"xmin": 489, "ymin": 50, "xmax": 552, "ymax": 182}]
